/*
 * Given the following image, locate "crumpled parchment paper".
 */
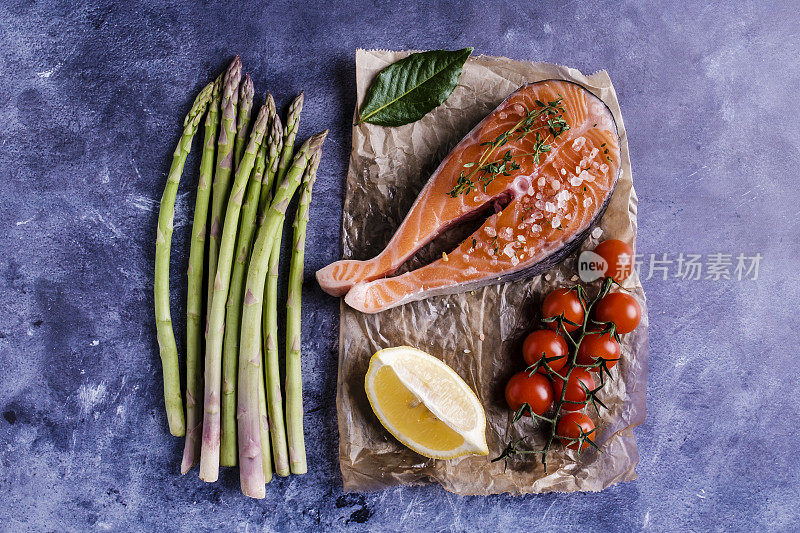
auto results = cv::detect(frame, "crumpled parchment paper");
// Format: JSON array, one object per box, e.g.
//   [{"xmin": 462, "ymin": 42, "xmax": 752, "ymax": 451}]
[{"xmin": 336, "ymin": 49, "xmax": 647, "ymax": 495}]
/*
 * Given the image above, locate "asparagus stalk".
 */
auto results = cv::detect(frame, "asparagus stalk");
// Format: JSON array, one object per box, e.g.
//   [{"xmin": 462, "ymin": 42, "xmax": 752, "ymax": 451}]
[
  {"xmin": 285, "ymin": 150, "xmax": 321, "ymax": 474},
  {"xmin": 206, "ymin": 57, "xmax": 242, "ymax": 324},
  {"xmin": 219, "ymin": 96, "xmax": 275, "ymax": 466},
  {"xmin": 238, "ymin": 131, "xmax": 327, "ymax": 498},
  {"xmin": 261, "ymin": 95, "xmax": 305, "ymax": 476},
  {"xmin": 154, "ymin": 81, "xmax": 214, "ymax": 437},
  {"xmin": 181, "ymin": 75, "xmax": 222, "ymax": 472},
  {"xmin": 199, "ymin": 102, "xmax": 270, "ymax": 482},
  {"xmin": 233, "ymin": 74, "xmax": 254, "ymax": 170},
  {"xmin": 253, "ymin": 96, "xmax": 281, "ymax": 477}
]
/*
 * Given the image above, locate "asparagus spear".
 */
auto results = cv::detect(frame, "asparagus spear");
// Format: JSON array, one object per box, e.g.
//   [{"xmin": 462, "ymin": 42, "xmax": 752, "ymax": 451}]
[
  {"xmin": 219, "ymin": 96, "xmax": 275, "ymax": 467},
  {"xmin": 285, "ymin": 150, "xmax": 321, "ymax": 474},
  {"xmin": 261, "ymin": 94, "xmax": 305, "ymax": 476},
  {"xmin": 233, "ymin": 74, "xmax": 254, "ymax": 170},
  {"xmin": 153, "ymin": 80, "xmax": 214, "ymax": 437},
  {"xmin": 206, "ymin": 57, "xmax": 242, "ymax": 325},
  {"xmin": 199, "ymin": 102, "xmax": 270, "ymax": 482},
  {"xmin": 181, "ymin": 75, "xmax": 222, "ymax": 473},
  {"xmin": 238, "ymin": 131, "xmax": 327, "ymax": 498}
]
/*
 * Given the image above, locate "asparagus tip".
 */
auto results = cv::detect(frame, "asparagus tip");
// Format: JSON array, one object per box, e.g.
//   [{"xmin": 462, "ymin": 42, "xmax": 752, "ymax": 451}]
[
  {"xmin": 241, "ymin": 73, "xmax": 254, "ymax": 98},
  {"xmin": 253, "ymin": 101, "xmax": 271, "ymax": 132},
  {"xmin": 223, "ymin": 57, "xmax": 243, "ymax": 101},
  {"xmin": 184, "ymin": 80, "xmax": 215, "ymax": 128},
  {"xmin": 306, "ymin": 130, "xmax": 328, "ymax": 153}
]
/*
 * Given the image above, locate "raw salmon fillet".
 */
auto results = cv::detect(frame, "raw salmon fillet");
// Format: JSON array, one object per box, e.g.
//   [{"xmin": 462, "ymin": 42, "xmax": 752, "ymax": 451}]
[{"xmin": 318, "ymin": 80, "xmax": 622, "ymax": 313}]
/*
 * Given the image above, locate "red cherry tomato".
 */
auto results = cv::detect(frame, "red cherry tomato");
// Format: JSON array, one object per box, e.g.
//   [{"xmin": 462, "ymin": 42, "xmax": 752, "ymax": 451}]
[
  {"xmin": 577, "ymin": 330, "xmax": 621, "ymax": 370},
  {"xmin": 594, "ymin": 239, "xmax": 634, "ymax": 282},
  {"xmin": 557, "ymin": 412, "xmax": 596, "ymax": 450},
  {"xmin": 595, "ymin": 292, "xmax": 641, "ymax": 334},
  {"xmin": 505, "ymin": 371, "xmax": 554, "ymax": 416},
  {"xmin": 522, "ymin": 329, "xmax": 569, "ymax": 373},
  {"xmin": 552, "ymin": 367, "xmax": 595, "ymax": 412},
  {"xmin": 542, "ymin": 288, "xmax": 584, "ymax": 332}
]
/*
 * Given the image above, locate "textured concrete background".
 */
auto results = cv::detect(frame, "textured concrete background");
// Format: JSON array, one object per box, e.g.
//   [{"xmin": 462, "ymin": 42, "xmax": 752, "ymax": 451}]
[{"xmin": 1, "ymin": 0, "xmax": 798, "ymax": 531}]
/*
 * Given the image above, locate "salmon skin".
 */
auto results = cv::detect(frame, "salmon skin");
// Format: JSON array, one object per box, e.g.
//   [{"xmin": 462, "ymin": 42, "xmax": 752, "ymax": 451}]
[{"xmin": 318, "ymin": 80, "xmax": 622, "ymax": 313}]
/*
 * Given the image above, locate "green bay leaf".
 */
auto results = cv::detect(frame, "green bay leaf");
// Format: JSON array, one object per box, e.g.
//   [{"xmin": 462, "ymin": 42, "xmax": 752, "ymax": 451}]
[{"xmin": 358, "ymin": 48, "xmax": 473, "ymax": 127}]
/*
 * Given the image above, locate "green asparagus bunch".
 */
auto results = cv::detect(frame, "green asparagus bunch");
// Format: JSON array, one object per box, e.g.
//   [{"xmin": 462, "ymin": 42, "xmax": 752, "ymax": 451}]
[{"xmin": 153, "ymin": 59, "xmax": 324, "ymax": 498}]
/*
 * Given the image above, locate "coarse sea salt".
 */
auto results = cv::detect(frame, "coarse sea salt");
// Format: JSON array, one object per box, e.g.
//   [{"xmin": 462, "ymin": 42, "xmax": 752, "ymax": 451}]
[
  {"xmin": 592, "ymin": 227, "xmax": 603, "ymax": 239},
  {"xmin": 537, "ymin": 176, "xmax": 546, "ymax": 188},
  {"xmin": 583, "ymin": 197, "xmax": 593, "ymax": 207},
  {"xmin": 484, "ymin": 226, "xmax": 496, "ymax": 237},
  {"xmin": 572, "ymin": 137, "xmax": 586, "ymax": 150}
]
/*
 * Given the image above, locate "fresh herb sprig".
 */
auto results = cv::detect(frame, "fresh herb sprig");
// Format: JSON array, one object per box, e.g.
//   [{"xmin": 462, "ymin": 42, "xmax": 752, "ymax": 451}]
[{"xmin": 448, "ymin": 96, "xmax": 568, "ymax": 198}]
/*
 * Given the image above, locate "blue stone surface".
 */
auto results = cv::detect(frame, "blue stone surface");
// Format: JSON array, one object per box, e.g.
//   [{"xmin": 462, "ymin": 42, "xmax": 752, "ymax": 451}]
[{"xmin": 1, "ymin": 1, "xmax": 798, "ymax": 530}]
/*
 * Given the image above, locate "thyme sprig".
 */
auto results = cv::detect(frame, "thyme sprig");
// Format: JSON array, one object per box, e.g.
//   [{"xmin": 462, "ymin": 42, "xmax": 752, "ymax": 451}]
[
  {"xmin": 493, "ymin": 277, "xmax": 617, "ymax": 472},
  {"xmin": 447, "ymin": 96, "xmax": 568, "ymax": 198}
]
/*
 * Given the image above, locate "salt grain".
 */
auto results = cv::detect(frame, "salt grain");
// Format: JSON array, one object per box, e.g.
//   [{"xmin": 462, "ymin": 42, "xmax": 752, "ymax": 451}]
[
  {"xmin": 571, "ymin": 137, "xmax": 586, "ymax": 150},
  {"xmin": 592, "ymin": 227, "xmax": 603, "ymax": 239}
]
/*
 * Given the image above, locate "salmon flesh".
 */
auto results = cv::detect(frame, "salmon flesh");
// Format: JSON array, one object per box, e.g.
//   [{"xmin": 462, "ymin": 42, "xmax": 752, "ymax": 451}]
[{"xmin": 318, "ymin": 80, "xmax": 622, "ymax": 313}]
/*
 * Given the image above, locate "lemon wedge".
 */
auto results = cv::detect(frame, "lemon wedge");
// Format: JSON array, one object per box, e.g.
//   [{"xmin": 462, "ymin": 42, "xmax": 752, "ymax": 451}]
[{"xmin": 364, "ymin": 346, "xmax": 489, "ymax": 459}]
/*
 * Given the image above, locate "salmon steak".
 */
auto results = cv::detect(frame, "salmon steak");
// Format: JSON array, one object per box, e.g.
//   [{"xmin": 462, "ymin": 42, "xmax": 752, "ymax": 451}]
[{"xmin": 317, "ymin": 80, "xmax": 622, "ymax": 313}]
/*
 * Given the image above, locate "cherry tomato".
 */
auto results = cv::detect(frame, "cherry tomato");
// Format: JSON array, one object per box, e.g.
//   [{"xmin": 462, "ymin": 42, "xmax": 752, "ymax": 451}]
[
  {"xmin": 594, "ymin": 239, "xmax": 634, "ymax": 282},
  {"xmin": 505, "ymin": 371, "xmax": 554, "ymax": 416},
  {"xmin": 542, "ymin": 288, "xmax": 584, "ymax": 332},
  {"xmin": 522, "ymin": 329, "xmax": 569, "ymax": 373},
  {"xmin": 557, "ymin": 412, "xmax": 596, "ymax": 450},
  {"xmin": 577, "ymin": 329, "xmax": 621, "ymax": 370},
  {"xmin": 595, "ymin": 292, "xmax": 641, "ymax": 334},
  {"xmin": 552, "ymin": 367, "xmax": 595, "ymax": 412}
]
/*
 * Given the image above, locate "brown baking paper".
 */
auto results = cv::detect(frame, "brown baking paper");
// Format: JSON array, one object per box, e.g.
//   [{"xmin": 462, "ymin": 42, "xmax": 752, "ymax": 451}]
[{"xmin": 336, "ymin": 49, "xmax": 647, "ymax": 495}]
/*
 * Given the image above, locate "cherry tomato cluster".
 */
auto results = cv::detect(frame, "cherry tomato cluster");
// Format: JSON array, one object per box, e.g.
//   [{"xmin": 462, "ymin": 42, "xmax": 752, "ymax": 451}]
[{"xmin": 503, "ymin": 239, "xmax": 642, "ymax": 456}]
